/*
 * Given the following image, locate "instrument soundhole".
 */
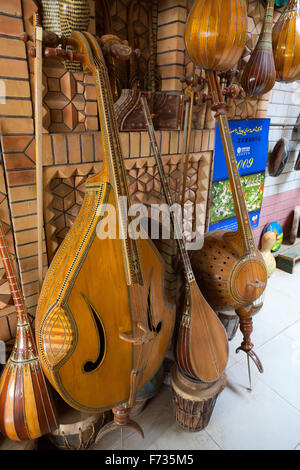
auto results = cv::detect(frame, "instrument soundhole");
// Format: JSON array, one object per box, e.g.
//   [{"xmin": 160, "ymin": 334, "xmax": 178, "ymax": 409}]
[{"xmin": 83, "ymin": 304, "xmax": 106, "ymax": 373}]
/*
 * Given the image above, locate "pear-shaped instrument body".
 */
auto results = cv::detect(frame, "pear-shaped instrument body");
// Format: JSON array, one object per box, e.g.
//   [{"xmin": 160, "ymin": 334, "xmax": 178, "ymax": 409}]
[
  {"xmin": 241, "ymin": 0, "xmax": 276, "ymax": 95},
  {"xmin": 184, "ymin": 0, "xmax": 247, "ymax": 71},
  {"xmin": 272, "ymin": 0, "xmax": 300, "ymax": 82}
]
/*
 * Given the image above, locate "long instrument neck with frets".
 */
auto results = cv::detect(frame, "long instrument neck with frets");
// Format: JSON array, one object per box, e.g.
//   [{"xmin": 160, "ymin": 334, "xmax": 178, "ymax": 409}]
[
  {"xmin": 206, "ymin": 70, "xmax": 256, "ymax": 254},
  {"xmin": 0, "ymin": 225, "xmax": 28, "ymax": 327},
  {"xmin": 83, "ymin": 33, "xmax": 143, "ymax": 286},
  {"xmin": 140, "ymin": 96, "xmax": 195, "ymax": 288}
]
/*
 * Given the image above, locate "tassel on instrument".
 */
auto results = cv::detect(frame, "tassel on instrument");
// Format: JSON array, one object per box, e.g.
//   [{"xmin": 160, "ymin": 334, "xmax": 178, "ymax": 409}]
[
  {"xmin": 0, "ymin": 222, "xmax": 57, "ymax": 441},
  {"xmin": 241, "ymin": 0, "xmax": 276, "ymax": 95}
]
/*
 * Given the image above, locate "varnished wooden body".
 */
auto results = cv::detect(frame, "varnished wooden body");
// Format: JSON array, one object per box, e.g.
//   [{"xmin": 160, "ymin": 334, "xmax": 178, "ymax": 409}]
[
  {"xmin": 35, "ymin": 31, "xmax": 174, "ymax": 413},
  {"xmin": 241, "ymin": 0, "xmax": 276, "ymax": 95},
  {"xmin": 35, "ymin": 172, "xmax": 174, "ymax": 413},
  {"xmin": 190, "ymin": 230, "xmax": 267, "ymax": 311},
  {"xmin": 184, "ymin": 0, "xmax": 247, "ymax": 71},
  {"xmin": 0, "ymin": 222, "xmax": 57, "ymax": 440},
  {"xmin": 272, "ymin": 0, "xmax": 300, "ymax": 82},
  {"xmin": 176, "ymin": 280, "xmax": 229, "ymax": 382}
]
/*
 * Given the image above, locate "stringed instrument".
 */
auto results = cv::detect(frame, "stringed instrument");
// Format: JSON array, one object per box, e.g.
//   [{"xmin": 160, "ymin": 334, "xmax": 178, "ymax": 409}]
[
  {"xmin": 141, "ymin": 97, "xmax": 229, "ymax": 384},
  {"xmin": 241, "ymin": 0, "xmax": 276, "ymax": 95},
  {"xmin": 35, "ymin": 32, "xmax": 174, "ymax": 414},
  {"xmin": 184, "ymin": 0, "xmax": 268, "ymax": 371},
  {"xmin": 272, "ymin": 0, "xmax": 300, "ymax": 82},
  {"xmin": 0, "ymin": 222, "xmax": 57, "ymax": 440}
]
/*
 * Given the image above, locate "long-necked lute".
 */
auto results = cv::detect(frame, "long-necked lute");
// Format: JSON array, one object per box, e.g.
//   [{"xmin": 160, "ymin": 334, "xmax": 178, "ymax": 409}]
[
  {"xmin": 184, "ymin": 0, "xmax": 268, "ymax": 372},
  {"xmin": 35, "ymin": 32, "xmax": 174, "ymax": 414},
  {"xmin": 141, "ymin": 96, "xmax": 228, "ymax": 384},
  {"xmin": 0, "ymin": 222, "xmax": 57, "ymax": 440}
]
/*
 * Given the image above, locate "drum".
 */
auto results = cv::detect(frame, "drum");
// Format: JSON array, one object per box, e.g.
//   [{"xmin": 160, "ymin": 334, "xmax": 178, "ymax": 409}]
[
  {"xmin": 217, "ymin": 311, "xmax": 239, "ymax": 341},
  {"xmin": 171, "ymin": 365, "xmax": 226, "ymax": 432},
  {"xmin": 47, "ymin": 397, "xmax": 107, "ymax": 450}
]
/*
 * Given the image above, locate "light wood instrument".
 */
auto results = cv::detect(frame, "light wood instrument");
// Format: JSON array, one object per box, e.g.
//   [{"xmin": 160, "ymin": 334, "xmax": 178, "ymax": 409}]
[
  {"xmin": 141, "ymin": 96, "xmax": 228, "ymax": 384},
  {"xmin": 272, "ymin": 0, "xmax": 300, "ymax": 82},
  {"xmin": 35, "ymin": 32, "xmax": 175, "ymax": 419},
  {"xmin": 184, "ymin": 0, "xmax": 268, "ymax": 373},
  {"xmin": 241, "ymin": 0, "xmax": 276, "ymax": 95},
  {"xmin": 33, "ymin": 13, "xmax": 44, "ymax": 292},
  {"xmin": 0, "ymin": 222, "xmax": 57, "ymax": 440}
]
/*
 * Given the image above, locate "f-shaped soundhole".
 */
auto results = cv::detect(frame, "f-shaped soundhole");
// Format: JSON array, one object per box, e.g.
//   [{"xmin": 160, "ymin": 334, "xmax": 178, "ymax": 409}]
[
  {"xmin": 84, "ymin": 304, "xmax": 106, "ymax": 373},
  {"xmin": 147, "ymin": 284, "xmax": 162, "ymax": 334}
]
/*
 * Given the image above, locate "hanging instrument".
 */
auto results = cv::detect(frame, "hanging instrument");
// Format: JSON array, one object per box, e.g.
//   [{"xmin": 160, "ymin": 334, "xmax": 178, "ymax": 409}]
[
  {"xmin": 184, "ymin": 0, "xmax": 268, "ymax": 373},
  {"xmin": 34, "ymin": 31, "xmax": 175, "ymax": 416},
  {"xmin": 141, "ymin": 96, "xmax": 229, "ymax": 384},
  {"xmin": 0, "ymin": 221, "xmax": 57, "ymax": 441},
  {"xmin": 241, "ymin": 0, "xmax": 276, "ymax": 95},
  {"xmin": 272, "ymin": 0, "xmax": 300, "ymax": 82}
]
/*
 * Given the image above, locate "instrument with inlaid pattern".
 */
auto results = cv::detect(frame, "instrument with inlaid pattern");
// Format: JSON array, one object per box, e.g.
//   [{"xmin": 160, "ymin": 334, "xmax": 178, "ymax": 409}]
[
  {"xmin": 35, "ymin": 32, "xmax": 174, "ymax": 416},
  {"xmin": 0, "ymin": 222, "xmax": 57, "ymax": 441},
  {"xmin": 184, "ymin": 0, "xmax": 268, "ymax": 372}
]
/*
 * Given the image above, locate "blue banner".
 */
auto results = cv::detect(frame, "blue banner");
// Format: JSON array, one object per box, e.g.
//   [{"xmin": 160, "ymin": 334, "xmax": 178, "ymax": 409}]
[{"xmin": 209, "ymin": 118, "xmax": 270, "ymax": 232}]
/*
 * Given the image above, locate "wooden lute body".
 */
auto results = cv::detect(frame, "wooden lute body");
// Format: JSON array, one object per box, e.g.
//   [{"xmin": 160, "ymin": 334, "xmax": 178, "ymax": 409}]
[
  {"xmin": 35, "ymin": 32, "xmax": 174, "ymax": 413},
  {"xmin": 190, "ymin": 73, "xmax": 268, "ymax": 312},
  {"xmin": 141, "ymin": 97, "xmax": 228, "ymax": 384},
  {"xmin": 0, "ymin": 222, "xmax": 57, "ymax": 440}
]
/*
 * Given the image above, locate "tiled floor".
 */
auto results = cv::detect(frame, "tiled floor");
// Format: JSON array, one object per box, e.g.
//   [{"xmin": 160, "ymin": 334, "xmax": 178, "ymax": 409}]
[{"xmin": 94, "ymin": 262, "xmax": 300, "ymax": 451}]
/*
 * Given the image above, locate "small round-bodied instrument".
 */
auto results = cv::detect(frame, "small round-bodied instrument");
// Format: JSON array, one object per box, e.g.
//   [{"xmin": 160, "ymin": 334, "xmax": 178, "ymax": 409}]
[
  {"xmin": 241, "ymin": 0, "xmax": 276, "ymax": 95},
  {"xmin": 190, "ymin": 230, "xmax": 267, "ymax": 312},
  {"xmin": 272, "ymin": 0, "xmax": 300, "ymax": 82}
]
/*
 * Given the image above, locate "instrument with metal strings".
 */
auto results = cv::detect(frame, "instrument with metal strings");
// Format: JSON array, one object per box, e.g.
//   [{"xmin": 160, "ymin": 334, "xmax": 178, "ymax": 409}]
[
  {"xmin": 34, "ymin": 31, "xmax": 175, "ymax": 438},
  {"xmin": 184, "ymin": 0, "xmax": 268, "ymax": 378},
  {"xmin": 141, "ymin": 96, "xmax": 229, "ymax": 384}
]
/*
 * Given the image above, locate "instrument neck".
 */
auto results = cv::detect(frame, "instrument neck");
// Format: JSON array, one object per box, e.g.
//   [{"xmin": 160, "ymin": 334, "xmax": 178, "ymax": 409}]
[
  {"xmin": 0, "ymin": 224, "xmax": 28, "ymax": 325},
  {"xmin": 206, "ymin": 70, "xmax": 256, "ymax": 253},
  {"xmin": 92, "ymin": 57, "xmax": 143, "ymax": 285},
  {"xmin": 260, "ymin": 0, "xmax": 274, "ymax": 43},
  {"xmin": 141, "ymin": 96, "xmax": 195, "ymax": 286}
]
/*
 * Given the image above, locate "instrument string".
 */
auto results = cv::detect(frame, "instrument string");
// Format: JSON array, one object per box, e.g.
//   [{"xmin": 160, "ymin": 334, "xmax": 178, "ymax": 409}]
[{"xmin": 93, "ymin": 50, "xmax": 154, "ymax": 402}]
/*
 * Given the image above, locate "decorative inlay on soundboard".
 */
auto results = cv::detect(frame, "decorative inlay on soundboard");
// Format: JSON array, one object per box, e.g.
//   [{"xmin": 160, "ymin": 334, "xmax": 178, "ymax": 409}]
[{"xmin": 44, "ymin": 165, "xmax": 101, "ymax": 261}]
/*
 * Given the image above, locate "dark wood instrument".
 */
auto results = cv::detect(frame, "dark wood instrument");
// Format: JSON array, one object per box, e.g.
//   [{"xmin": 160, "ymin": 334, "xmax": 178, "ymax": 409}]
[
  {"xmin": 141, "ymin": 96, "xmax": 229, "ymax": 384},
  {"xmin": 272, "ymin": 0, "xmax": 300, "ymax": 82},
  {"xmin": 241, "ymin": 0, "xmax": 276, "ymax": 95},
  {"xmin": 184, "ymin": 0, "xmax": 268, "ymax": 372},
  {"xmin": 0, "ymin": 222, "xmax": 57, "ymax": 440},
  {"xmin": 35, "ymin": 32, "xmax": 175, "ymax": 420}
]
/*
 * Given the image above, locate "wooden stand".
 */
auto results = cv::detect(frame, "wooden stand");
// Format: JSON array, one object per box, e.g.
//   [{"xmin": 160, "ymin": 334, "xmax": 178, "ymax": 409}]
[{"xmin": 170, "ymin": 365, "xmax": 226, "ymax": 432}]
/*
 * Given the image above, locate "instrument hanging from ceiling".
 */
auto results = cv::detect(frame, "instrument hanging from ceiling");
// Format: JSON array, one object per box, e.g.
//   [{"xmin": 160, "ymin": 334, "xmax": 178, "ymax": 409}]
[
  {"xmin": 141, "ymin": 96, "xmax": 229, "ymax": 384},
  {"xmin": 272, "ymin": 0, "xmax": 300, "ymax": 82},
  {"xmin": 34, "ymin": 31, "xmax": 175, "ymax": 429},
  {"xmin": 0, "ymin": 221, "xmax": 58, "ymax": 441},
  {"xmin": 184, "ymin": 0, "xmax": 268, "ymax": 375},
  {"xmin": 241, "ymin": 0, "xmax": 276, "ymax": 95},
  {"xmin": 185, "ymin": 0, "xmax": 247, "ymax": 72}
]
